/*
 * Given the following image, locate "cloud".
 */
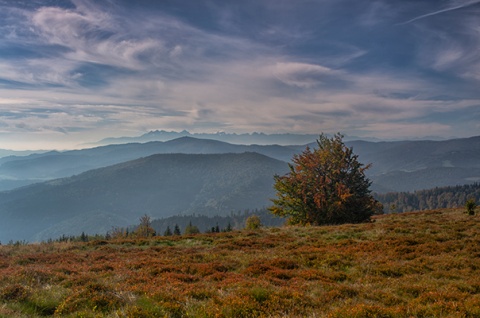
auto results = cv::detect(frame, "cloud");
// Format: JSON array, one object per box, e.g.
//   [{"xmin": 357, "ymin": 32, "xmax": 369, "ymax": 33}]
[
  {"xmin": 30, "ymin": 5, "xmax": 164, "ymax": 71},
  {"xmin": 399, "ymin": 0, "xmax": 480, "ymax": 25},
  {"xmin": 0, "ymin": 0, "xmax": 479, "ymax": 149},
  {"xmin": 269, "ymin": 62, "xmax": 345, "ymax": 88},
  {"xmin": 410, "ymin": 13, "xmax": 480, "ymax": 82}
]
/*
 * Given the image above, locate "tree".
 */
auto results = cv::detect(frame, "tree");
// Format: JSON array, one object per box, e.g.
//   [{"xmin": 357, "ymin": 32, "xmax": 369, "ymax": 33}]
[
  {"xmin": 163, "ymin": 226, "xmax": 173, "ymax": 236},
  {"xmin": 173, "ymin": 224, "xmax": 181, "ymax": 236},
  {"xmin": 245, "ymin": 215, "xmax": 262, "ymax": 230},
  {"xmin": 80, "ymin": 232, "xmax": 88, "ymax": 242},
  {"xmin": 184, "ymin": 221, "xmax": 200, "ymax": 235},
  {"xmin": 109, "ymin": 226, "xmax": 127, "ymax": 239},
  {"xmin": 466, "ymin": 199, "xmax": 477, "ymax": 216},
  {"xmin": 269, "ymin": 133, "xmax": 378, "ymax": 225},
  {"xmin": 136, "ymin": 214, "xmax": 156, "ymax": 238}
]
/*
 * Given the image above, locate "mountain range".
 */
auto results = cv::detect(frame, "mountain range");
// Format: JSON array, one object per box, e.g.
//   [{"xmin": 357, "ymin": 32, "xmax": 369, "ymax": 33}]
[
  {"xmin": 0, "ymin": 135, "xmax": 479, "ymax": 242},
  {"xmin": 93, "ymin": 130, "xmax": 321, "ymax": 146},
  {"xmin": 91, "ymin": 130, "xmax": 450, "ymax": 146},
  {"xmin": 0, "ymin": 137, "xmax": 302, "ymax": 191},
  {"xmin": 0, "ymin": 152, "xmax": 288, "ymax": 242}
]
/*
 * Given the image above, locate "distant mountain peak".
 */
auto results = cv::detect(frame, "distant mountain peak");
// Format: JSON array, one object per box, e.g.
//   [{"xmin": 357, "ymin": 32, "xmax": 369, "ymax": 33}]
[{"xmin": 94, "ymin": 130, "xmax": 319, "ymax": 146}]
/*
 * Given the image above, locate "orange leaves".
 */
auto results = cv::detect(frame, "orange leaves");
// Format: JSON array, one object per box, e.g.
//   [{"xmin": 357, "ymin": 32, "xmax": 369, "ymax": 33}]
[{"xmin": 271, "ymin": 133, "xmax": 375, "ymax": 225}]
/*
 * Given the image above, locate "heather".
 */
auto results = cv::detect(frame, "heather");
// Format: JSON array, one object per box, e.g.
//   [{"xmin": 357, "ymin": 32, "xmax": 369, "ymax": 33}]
[{"xmin": 1, "ymin": 208, "xmax": 479, "ymax": 317}]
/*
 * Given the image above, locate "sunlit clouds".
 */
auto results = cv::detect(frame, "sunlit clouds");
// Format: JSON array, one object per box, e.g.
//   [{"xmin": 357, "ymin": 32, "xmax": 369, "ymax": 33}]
[{"xmin": 0, "ymin": 0, "xmax": 479, "ymax": 149}]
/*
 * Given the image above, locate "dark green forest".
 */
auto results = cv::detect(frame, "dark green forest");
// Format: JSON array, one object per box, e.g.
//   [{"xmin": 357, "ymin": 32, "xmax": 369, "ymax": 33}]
[
  {"xmin": 149, "ymin": 209, "xmax": 285, "ymax": 235},
  {"xmin": 146, "ymin": 183, "xmax": 480, "ymax": 235},
  {"xmin": 31, "ymin": 183, "xmax": 479, "ymax": 245},
  {"xmin": 374, "ymin": 183, "xmax": 480, "ymax": 213},
  {"xmin": 152, "ymin": 183, "xmax": 480, "ymax": 234}
]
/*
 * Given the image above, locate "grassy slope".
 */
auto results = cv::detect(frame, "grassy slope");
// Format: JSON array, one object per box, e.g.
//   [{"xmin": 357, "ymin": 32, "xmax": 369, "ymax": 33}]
[{"xmin": 1, "ymin": 208, "xmax": 479, "ymax": 317}]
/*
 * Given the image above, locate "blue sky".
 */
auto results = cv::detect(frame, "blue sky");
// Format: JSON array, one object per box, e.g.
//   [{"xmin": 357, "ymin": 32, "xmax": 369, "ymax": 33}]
[{"xmin": 0, "ymin": 0, "xmax": 479, "ymax": 149}]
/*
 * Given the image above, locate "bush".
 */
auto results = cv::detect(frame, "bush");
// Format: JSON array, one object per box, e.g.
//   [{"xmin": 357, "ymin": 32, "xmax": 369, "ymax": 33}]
[
  {"xmin": 466, "ymin": 199, "xmax": 477, "ymax": 215},
  {"xmin": 245, "ymin": 215, "xmax": 262, "ymax": 230},
  {"xmin": 0, "ymin": 284, "xmax": 29, "ymax": 302}
]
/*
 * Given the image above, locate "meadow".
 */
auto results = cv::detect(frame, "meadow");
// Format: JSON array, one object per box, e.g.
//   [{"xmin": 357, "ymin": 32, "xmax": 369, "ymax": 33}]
[{"xmin": 1, "ymin": 208, "xmax": 479, "ymax": 317}]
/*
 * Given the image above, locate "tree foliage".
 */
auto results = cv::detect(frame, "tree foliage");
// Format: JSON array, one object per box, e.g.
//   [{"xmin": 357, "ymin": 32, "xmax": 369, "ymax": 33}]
[
  {"xmin": 173, "ymin": 224, "xmax": 181, "ymax": 236},
  {"xmin": 184, "ymin": 222, "xmax": 200, "ymax": 235},
  {"xmin": 163, "ymin": 226, "xmax": 173, "ymax": 236},
  {"xmin": 466, "ymin": 199, "xmax": 477, "ymax": 216},
  {"xmin": 136, "ymin": 214, "xmax": 156, "ymax": 238},
  {"xmin": 245, "ymin": 215, "xmax": 262, "ymax": 230},
  {"xmin": 270, "ymin": 133, "xmax": 378, "ymax": 225}
]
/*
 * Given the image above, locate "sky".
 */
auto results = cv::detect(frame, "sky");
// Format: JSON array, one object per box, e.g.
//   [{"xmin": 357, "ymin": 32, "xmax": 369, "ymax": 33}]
[{"xmin": 0, "ymin": 0, "xmax": 479, "ymax": 150}]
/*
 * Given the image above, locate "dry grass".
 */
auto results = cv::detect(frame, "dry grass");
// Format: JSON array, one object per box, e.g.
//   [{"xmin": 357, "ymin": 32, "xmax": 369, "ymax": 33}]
[{"xmin": 1, "ymin": 208, "xmax": 479, "ymax": 317}]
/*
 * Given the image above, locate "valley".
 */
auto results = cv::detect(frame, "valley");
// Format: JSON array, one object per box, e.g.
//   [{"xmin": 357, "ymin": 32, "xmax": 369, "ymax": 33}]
[{"xmin": 0, "ymin": 135, "xmax": 479, "ymax": 242}]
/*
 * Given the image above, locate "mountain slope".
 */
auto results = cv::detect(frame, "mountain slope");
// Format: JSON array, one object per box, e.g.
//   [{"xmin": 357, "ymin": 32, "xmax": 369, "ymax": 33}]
[
  {"xmin": 0, "ymin": 152, "xmax": 288, "ymax": 242},
  {"xmin": 347, "ymin": 136, "xmax": 480, "ymax": 191},
  {"xmin": 348, "ymin": 136, "xmax": 480, "ymax": 175},
  {"xmin": 0, "ymin": 137, "xmax": 299, "ymax": 191},
  {"xmin": 0, "ymin": 135, "xmax": 479, "ymax": 194}
]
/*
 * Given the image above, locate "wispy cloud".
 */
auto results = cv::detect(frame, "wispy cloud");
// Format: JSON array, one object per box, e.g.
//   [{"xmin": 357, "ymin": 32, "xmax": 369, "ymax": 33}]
[
  {"xmin": 0, "ymin": 0, "xmax": 479, "ymax": 149},
  {"xmin": 399, "ymin": 0, "xmax": 480, "ymax": 25}
]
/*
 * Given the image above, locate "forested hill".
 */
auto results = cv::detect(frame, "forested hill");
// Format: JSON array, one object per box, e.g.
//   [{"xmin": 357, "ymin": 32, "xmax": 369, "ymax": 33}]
[
  {"xmin": 0, "ymin": 137, "xmax": 300, "ymax": 191},
  {"xmin": 0, "ymin": 135, "xmax": 479, "ymax": 193},
  {"xmin": 0, "ymin": 152, "xmax": 288, "ymax": 243},
  {"xmin": 348, "ymin": 135, "xmax": 480, "ymax": 192},
  {"xmin": 374, "ymin": 183, "xmax": 480, "ymax": 213},
  {"xmin": 145, "ymin": 184, "xmax": 480, "ymax": 235}
]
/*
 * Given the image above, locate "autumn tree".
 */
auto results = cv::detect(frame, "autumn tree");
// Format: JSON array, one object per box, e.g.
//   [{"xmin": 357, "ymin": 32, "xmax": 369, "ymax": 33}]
[
  {"xmin": 184, "ymin": 221, "xmax": 200, "ymax": 235},
  {"xmin": 245, "ymin": 215, "xmax": 262, "ymax": 230},
  {"xmin": 136, "ymin": 214, "xmax": 156, "ymax": 238},
  {"xmin": 270, "ymin": 133, "xmax": 379, "ymax": 225}
]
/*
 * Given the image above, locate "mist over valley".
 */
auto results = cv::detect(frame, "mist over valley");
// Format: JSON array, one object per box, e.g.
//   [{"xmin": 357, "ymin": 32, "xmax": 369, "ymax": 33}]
[{"xmin": 0, "ymin": 135, "xmax": 479, "ymax": 242}]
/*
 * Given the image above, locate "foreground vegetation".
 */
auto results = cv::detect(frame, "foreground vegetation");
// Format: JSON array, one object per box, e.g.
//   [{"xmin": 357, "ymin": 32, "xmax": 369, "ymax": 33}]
[{"xmin": 1, "ymin": 208, "xmax": 479, "ymax": 317}]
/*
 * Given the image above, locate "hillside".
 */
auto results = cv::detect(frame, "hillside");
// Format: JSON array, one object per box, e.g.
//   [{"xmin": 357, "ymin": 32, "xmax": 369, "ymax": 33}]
[
  {"xmin": 0, "ymin": 152, "xmax": 288, "ymax": 242},
  {"xmin": 375, "ymin": 183, "xmax": 480, "ymax": 213},
  {"xmin": 0, "ymin": 137, "xmax": 299, "ymax": 191},
  {"xmin": 1, "ymin": 208, "xmax": 479, "ymax": 317},
  {"xmin": 348, "ymin": 136, "xmax": 480, "ymax": 192}
]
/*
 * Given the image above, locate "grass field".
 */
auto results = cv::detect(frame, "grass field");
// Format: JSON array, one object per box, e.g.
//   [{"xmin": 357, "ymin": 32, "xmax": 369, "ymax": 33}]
[{"xmin": 1, "ymin": 208, "xmax": 479, "ymax": 317}]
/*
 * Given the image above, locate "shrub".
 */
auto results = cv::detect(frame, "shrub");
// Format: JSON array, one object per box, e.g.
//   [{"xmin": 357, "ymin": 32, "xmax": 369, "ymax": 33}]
[
  {"xmin": 466, "ymin": 199, "xmax": 477, "ymax": 215},
  {"xmin": 0, "ymin": 284, "xmax": 29, "ymax": 302},
  {"xmin": 185, "ymin": 222, "xmax": 200, "ymax": 235},
  {"xmin": 245, "ymin": 215, "xmax": 262, "ymax": 230}
]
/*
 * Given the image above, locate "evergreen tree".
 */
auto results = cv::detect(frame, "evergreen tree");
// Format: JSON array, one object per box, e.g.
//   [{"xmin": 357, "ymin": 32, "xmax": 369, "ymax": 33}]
[
  {"xmin": 80, "ymin": 232, "xmax": 88, "ymax": 242},
  {"xmin": 164, "ymin": 226, "xmax": 173, "ymax": 236},
  {"xmin": 270, "ymin": 133, "xmax": 377, "ymax": 225},
  {"xmin": 466, "ymin": 199, "xmax": 477, "ymax": 215},
  {"xmin": 173, "ymin": 224, "xmax": 181, "ymax": 236}
]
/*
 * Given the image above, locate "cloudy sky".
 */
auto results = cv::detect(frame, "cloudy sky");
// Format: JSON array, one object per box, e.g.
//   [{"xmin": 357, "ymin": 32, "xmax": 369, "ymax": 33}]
[{"xmin": 0, "ymin": 0, "xmax": 479, "ymax": 149}]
